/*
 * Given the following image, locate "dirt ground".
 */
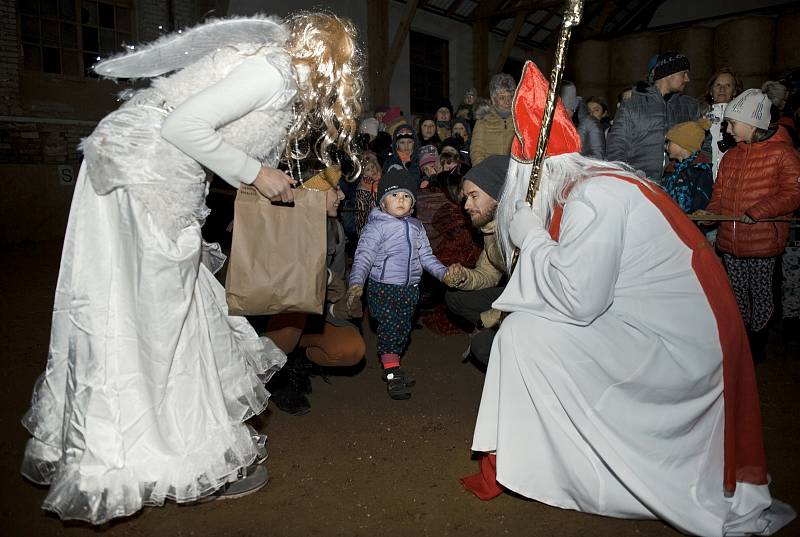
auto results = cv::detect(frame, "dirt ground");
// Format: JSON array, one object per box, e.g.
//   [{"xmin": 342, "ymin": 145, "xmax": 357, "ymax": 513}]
[{"xmin": 2, "ymin": 240, "xmax": 799, "ymax": 537}]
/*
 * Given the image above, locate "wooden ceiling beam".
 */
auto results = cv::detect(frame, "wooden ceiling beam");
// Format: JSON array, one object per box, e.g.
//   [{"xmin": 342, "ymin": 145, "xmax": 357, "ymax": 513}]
[
  {"xmin": 493, "ymin": 9, "xmax": 527, "ymax": 74},
  {"xmin": 384, "ymin": 0, "xmax": 422, "ymax": 84},
  {"xmin": 468, "ymin": 0, "xmax": 510, "ymax": 22},
  {"xmin": 470, "ymin": 0, "xmax": 565, "ymax": 22},
  {"xmin": 445, "ymin": 0, "xmax": 466, "ymax": 17}
]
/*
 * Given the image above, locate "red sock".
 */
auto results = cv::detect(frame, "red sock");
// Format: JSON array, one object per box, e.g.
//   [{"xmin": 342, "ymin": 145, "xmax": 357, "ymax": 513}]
[{"xmin": 380, "ymin": 353, "xmax": 400, "ymax": 369}]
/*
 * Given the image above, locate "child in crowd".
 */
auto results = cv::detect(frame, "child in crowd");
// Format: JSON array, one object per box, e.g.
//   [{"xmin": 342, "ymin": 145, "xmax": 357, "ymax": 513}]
[
  {"xmin": 355, "ymin": 151, "xmax": 381, "ymax": 235},
  {"xmin": 382, "ymin": 124, "xmax": 421, "ymax": 181},
  {"xmin": 662, "ymin": 119, "xmax": 714, "ymax": 213},
  {"xmin": 698, "ymin": 89, "xmax": 800, "ymax": 360},
  {"xmin": 418, "ymin": 145, "xmax": 441, "ymax": 188},
  {"xmin": 347, "ymin": 168, "xmax": 448, "ymax": 400},
  {"xmin": 435, "ymin": 100, "xmax": 453, "ymax": 140}
]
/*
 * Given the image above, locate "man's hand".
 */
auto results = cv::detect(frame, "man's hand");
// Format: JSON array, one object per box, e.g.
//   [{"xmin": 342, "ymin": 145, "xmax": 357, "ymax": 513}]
[
  {"xmin": 691, "ymin": 209, "xmax": 715, "ymax": 226},
  {"xmin": 741, "ymin": 213, "xmax": 756, "ymax": 224},
  {"xmin": 346, "ymin": 285, "xmax": 364, "ymax": 317},
  {"xmin": 443, "ymin": 263, "xmax": 466, "ymax": 287},
  {"xmin": 252, "ymin": 166, "xmax": 296, "ymax": 202},
  {"xmin": 509, "ymin": 200, "xmax": 544, "ymax": 248}
]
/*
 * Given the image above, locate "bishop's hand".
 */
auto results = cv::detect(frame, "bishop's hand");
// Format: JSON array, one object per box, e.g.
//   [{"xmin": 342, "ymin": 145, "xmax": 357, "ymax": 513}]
[{"xmin": 509, "ymin": 200, "xmax": 544, "ymax": 248}]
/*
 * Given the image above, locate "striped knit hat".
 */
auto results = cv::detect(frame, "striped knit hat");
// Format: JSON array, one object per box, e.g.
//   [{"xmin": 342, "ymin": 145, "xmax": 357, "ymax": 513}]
[{"xmin": 724, "ymin": 89, "xmax": 771, "ymax": 130}]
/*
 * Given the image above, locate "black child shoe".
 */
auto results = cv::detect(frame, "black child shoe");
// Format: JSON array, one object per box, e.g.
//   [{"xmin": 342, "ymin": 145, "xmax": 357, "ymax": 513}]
[{"xmin": 383, "ymin": 367, "xmax": 415, "ymax": 400}]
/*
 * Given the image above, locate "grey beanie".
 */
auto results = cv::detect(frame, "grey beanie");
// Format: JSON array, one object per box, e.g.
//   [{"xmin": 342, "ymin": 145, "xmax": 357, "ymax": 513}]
[
  {"xmin": 378, "ymin": 167, "xmax": 418, "ymax": 206},
  {"xmin": 463, "ymin": 155, "xmax": 510, "ymax": 201},
  {"xmin": 724, "ymin": 89, "xmax": 771, "ymax": 130}
]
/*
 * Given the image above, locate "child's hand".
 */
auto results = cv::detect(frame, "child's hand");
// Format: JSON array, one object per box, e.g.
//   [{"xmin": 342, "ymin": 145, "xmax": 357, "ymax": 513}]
[
  {"xmin": 443, "ymin": 263, "xmax": 465, "ymax": 287},
  {"xmin": 346, "ymin": 285, "xmax": 364, "ymax": 317}
]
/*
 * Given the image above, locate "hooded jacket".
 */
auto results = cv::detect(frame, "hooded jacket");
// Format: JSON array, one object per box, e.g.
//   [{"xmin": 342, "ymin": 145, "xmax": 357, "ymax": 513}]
[
  {"xmin": 574, "ymin": 99, "xmax": 606, "ymax": 160},
  {"xmin": 606, "ymin": 83, "xmax": 699, "ymax": 182},
  {"xmin": 470, "ymin": 107, "xmax": 515, "ymax": 166},
  {"xmin": 382, "ymin": 127, "xmax": 421, "ymax": 183},
  {"xmin": 706, "ymin": 126, "xmax": 800, "ymax": 257},
  {"xmin": 349, "ymin": 207, "xmax": 447, "ymax": 287}
]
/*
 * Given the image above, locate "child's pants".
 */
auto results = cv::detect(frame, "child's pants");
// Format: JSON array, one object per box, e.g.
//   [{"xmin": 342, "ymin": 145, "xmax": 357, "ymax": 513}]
[
  {"xmin": 367, "ymin": 281, "xmax": 420, "ymax": 355},
  {"xmin": 723, "ymin": 254, "xmax": 776, "ymax": 332}
]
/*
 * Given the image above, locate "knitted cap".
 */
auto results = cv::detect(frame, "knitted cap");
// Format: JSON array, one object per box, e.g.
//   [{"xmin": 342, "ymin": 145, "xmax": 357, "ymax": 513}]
[
  {"xmin": 383, "ymin": 106, "xmax": 402, "ymax": 125},
  {"xmin": 666, "ymin": 119, "xmax": 711, "ymax": 154},
  {"xmin": 302, "ymin": 165, "xmax": 341, "ymax": 191},
  {"xmin": 724, "ymin": 88, "xmax": 772, "ymax": 130},
  {"xmin": 420, "ymin": 152, "xmax": 439, "ymax": 170},
  {"xmin": 653, "ymin": 52, "xmax": 690, "ymax": 81},
  {"xmin": 378, "ymin": 167, "xmax": 417, "ymax": 206},
  {"xmin": 463, "ymin": 155, "xmax": 509, "ymax": 201}
]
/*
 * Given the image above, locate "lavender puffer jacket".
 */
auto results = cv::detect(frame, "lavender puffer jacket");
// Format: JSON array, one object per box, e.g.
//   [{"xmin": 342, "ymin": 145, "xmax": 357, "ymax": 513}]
[{"xmin": 349, "ymin": 208, "xmax": 447, "ymax": 287}]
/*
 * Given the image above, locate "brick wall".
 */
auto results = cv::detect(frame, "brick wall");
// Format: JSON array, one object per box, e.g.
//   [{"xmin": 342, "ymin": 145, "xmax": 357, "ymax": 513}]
[
  {"xmin": 0, "ymin": 0, "xmax": 20, "ymax": 116},
  {"xmin": 1, "ymin": 0, "xmax": 201, "ymax": 243}
]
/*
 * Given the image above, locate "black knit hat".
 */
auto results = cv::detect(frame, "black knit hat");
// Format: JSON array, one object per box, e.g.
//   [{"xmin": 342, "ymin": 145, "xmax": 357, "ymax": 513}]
[
  {"xmin": 653, "ymin": 52, "xmax": 690, "ymax": 81},
  {"xmin": 378, "ymin": 167, "xmax": 418, "ymax": 206},
  {"xmin": 463, "ymin": 155, "xmax": 509, "ymax": 201}
]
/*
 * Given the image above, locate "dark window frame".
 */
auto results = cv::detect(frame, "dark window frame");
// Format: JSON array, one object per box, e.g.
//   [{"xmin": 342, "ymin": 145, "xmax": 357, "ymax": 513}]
[
  {"xmin": 18, "ymin": 0, "xmax": 135, "ymax": 79},
  {"xmin": 409, "ymin": 30, "xmax": 449, "ymax": 117}
]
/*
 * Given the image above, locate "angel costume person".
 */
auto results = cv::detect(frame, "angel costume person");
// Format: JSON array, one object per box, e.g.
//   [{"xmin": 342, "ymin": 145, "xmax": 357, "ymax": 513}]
[
  {"xmin": 461, "ymin": 62, "xmax": 796, "ymax": 536},
  {"xmin": 20, "ymin": 14, "xmax": 363, "ymax": 524}
]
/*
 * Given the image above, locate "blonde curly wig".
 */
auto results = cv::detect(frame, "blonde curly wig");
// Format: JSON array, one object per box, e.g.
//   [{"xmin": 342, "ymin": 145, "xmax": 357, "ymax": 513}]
[{"xmin": 284, "ymin": 11, "xmax": 364, "ymax": 177}]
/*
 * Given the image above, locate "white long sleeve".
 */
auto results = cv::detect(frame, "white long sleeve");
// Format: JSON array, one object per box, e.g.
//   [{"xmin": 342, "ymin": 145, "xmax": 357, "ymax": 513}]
[
  {"xmin": 160, "ymin": 57, "xmax": 290, "ymax": 188},
  {"xmin": 494, "ymin": 181, "xmax": 625, "ymax": 325}
]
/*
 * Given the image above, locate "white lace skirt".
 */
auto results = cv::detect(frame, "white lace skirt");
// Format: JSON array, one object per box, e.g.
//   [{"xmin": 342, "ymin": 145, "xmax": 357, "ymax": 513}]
[{"xmin": 20, "ymin": 163, "xmax": 286, "ymax": 524}]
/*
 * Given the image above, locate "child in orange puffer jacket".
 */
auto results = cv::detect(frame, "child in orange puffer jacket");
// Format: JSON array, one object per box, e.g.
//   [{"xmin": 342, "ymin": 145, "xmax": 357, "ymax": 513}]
[{"xmin": 699, "ymin": 89, "xmax": 800, "ymax": 359}]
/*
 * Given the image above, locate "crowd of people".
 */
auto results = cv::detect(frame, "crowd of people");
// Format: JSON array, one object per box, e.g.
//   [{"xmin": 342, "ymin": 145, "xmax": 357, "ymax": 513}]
[
  {"xmin": 17, "ymin": 10, "xmax": 800, "ymax": 536},
  {"xmin": 340, "ymin": 51, "xmax": 800, "ymax": 369}
]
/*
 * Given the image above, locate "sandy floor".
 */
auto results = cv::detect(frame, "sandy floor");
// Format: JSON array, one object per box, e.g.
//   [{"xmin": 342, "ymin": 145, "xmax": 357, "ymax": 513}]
[{"xmin": 2, "ymin": 241, "xmax": 798, "ymax": 537}]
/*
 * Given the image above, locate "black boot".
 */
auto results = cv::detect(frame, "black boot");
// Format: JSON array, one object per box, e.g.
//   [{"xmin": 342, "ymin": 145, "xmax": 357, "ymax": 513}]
[{"xmin": 267, "ymin": 351, "xmax": 312, "ymax": 415}]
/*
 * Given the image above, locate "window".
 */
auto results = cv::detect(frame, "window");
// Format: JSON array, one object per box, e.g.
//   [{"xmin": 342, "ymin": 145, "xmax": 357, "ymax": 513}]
[
  {"xmin": 19, "ymin": 0, "xmax": 133, "ymax": 77},
  {"xmin": 409, "ymin": 31, "xmax": 449, "ymax": 116}
]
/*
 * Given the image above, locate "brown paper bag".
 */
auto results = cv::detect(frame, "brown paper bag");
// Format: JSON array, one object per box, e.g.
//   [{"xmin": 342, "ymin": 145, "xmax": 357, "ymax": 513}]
[{"xmin": 225, "ymin": 185, "xmax": 327, "ymax": 315}]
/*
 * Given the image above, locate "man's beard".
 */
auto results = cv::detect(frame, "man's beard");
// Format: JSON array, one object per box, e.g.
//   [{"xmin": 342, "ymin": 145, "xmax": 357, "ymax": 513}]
[{"xmin": 470, "ymin": 203, "xmax": 497, "ymax": 228}]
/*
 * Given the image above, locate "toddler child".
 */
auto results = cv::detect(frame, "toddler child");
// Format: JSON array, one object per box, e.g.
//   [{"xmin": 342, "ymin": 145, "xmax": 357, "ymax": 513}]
[{"xmin": 347, "ymin": 168, "xmax": 448, "ymax": 399}]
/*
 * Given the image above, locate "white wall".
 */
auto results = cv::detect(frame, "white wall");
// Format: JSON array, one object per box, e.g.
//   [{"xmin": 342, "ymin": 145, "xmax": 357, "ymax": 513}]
[{"xmin": 387, "ymin": 2, "xmax": 532, "ymax": 117}]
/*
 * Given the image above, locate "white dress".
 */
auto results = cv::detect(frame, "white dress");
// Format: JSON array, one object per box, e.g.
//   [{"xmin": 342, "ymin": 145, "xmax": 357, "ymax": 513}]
[
  {"xmin": 473, "ymin": 174, "xmax": 794, "ymax": 536},
  {"xmin": 21, "ymin": 45, "xmax": 296, "ymax": 524}
]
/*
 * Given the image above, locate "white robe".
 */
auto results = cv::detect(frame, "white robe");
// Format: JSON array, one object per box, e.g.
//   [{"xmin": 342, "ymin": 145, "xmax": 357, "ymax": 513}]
[
  {"xmin": 472, "ymin": 175, "xmax": 793, "ymax": 536},
  {"xmin": 21, "ymin": 49, "xmax": 295, "ymax": 523}
]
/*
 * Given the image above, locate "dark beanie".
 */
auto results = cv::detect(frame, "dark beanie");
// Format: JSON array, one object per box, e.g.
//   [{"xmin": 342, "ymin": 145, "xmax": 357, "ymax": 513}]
[
  {"xmin": 378, "ymin": 167, "xmax": 418, "ymax": 206},
  {"xmin": 652, "ymin": 52, "xmax": 690, "ymax": 81},
  {"xmin": 463, "ymin": 155, "xmax": 509, "ymax": 201}
]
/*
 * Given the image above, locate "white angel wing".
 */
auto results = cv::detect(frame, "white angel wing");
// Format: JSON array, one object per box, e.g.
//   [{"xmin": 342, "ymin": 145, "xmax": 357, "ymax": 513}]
[{"xmin": 93, "ymin": 16, "xmax": 288, "ymax": 79}]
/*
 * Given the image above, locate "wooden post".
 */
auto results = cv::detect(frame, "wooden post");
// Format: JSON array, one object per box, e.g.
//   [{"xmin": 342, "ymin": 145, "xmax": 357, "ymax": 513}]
[
  {"xmin": 473, "ymin": 20, "xmax": 489, "ymax": 94},
  {"xmin": 384, "ymin": 0, "xmax": 421, "ymax": 89},
  {"xmin": 493, "ymin": 10, "xmax": 527, "ymax": 75},
  {"xmin": 367, "ymin": 0, "xmax": 390, "ymax": 109}
]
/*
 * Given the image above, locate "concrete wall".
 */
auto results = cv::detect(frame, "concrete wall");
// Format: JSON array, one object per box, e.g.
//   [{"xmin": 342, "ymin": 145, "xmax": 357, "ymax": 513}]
[{"xmin": 385, "ymin": 2, "xmax": 533, "ymax": 118}]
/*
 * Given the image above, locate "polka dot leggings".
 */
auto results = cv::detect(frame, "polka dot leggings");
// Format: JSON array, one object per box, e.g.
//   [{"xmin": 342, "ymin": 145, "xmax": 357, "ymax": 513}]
[
  {"xmin": 367, "ymin": 280, "xmax": 420, "ymax": 356},
  {"xmin": 723, "ymin": 254, "xmax": 776, "ymax": 332}
]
